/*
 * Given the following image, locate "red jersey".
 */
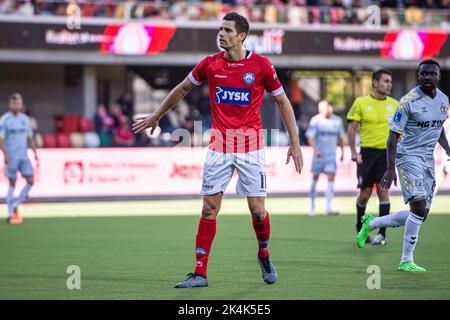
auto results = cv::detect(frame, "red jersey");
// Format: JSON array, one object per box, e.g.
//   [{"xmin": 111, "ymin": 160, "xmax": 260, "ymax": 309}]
[{"xmin": 189, "ymin": 51, "xmax": 283, "ymax": 153}]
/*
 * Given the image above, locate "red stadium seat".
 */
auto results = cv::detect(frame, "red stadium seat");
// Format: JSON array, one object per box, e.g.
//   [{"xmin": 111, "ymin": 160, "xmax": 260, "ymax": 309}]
[
  {"xmin": 56, "ymin": 133, "xmax": 71, "ymax": 148},
  {"xmin": 54, "ymin": 114, "xmax": 81, "ymax": 134},
  {"xmin": 79, "ymin": 117, "xmax": 93, "ymax": 133},
  {"xmin": 43, "ymin": 133, "xmax": 57, "ymax": 148}
]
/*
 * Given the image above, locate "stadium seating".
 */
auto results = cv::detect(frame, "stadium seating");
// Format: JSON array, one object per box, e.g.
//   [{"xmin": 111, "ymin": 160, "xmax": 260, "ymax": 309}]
[
  {"xmin": 43, "ymin": 133, "xmax": 57, "ymax": 148},
  {"xmin": 56, "ymin": 133, "xmax": 71, "ymax": 148},
  {"xmin": 84, "ymin": 132, "xmax": 101, "ymax": 148},
  {"xmin": 79, "ymin": 117, "xmax": 93, "ymax": 133},
  {"xmin": 70, "ymin": 133, "xmax": 85, "ymax": 148},
  {"xmin": 54, "ymin": 114, "xmax": 81, "ymax": 134}
]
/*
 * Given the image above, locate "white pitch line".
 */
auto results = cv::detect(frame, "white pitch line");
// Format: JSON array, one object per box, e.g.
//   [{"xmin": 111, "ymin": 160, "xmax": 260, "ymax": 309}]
[{"xmin": 1, "ymin": 196, "xmax": 449, "ymax": 219}]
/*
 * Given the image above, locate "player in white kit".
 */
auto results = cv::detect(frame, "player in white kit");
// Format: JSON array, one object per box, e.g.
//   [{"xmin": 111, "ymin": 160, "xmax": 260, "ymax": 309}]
[
  {"xmin": 356, "ymin": 60, "xmax": 450, "ymax": 272},
  {"xmin": 306, "ymin": 100, "xmax": 345, "ymax": 216},
  {"xmin": 0, "ymin": 93, "xmax": 38, "ymax": 224}
]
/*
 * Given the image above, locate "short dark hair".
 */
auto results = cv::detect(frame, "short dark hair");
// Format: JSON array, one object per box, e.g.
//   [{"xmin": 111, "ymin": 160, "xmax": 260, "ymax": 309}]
[
  {"xmin": 9, "ymin": 92, "xmax": 22, "ymax": 101},
  {"xmin": 372, "ymin": 69, "xmax": 392, "ymax": 82},
  {"xmin": 223, "ymin": 12, "xmax": 249, "ymax": 40},
  {"xmin": 418, "ymin": 59, "xmax": 440, "ymax": 70}
]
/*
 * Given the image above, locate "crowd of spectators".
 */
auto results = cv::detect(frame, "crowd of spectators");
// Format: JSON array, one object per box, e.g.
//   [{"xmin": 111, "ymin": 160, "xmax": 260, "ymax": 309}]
[{"xmin": 0, "ymin": 0, "xmax": 448, "ymax": 27}]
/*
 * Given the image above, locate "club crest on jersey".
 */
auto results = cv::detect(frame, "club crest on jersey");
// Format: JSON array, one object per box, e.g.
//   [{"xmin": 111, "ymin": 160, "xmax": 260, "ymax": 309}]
[
  {"xmin": 215, "ymin": 87, "xmax": 251, "ymax": 106},
  {"xmin": 243, "ymin": 72, "xmax": 255, "ymax": 84},
  {"xmin": 393, "ymin": 111, "xmax": 402, "ymax": 123}
]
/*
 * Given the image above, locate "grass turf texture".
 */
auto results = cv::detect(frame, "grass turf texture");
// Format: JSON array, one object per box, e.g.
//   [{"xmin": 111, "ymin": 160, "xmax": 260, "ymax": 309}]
[{"xmin": 1, "ymin": 211, "xmax": 450, "ymax": 299}]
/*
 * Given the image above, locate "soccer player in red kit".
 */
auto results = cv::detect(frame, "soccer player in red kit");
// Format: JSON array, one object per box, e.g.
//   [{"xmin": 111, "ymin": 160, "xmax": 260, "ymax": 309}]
[{"xmin": 133, "ymin": 12, "xmax": 303, "ymax": 287}]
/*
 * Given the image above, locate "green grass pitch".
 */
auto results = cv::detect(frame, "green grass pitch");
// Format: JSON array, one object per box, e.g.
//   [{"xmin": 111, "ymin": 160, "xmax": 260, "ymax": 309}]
[{"xmin": 1, "ymin": 198, "xmax": 450, "ymax": 300}]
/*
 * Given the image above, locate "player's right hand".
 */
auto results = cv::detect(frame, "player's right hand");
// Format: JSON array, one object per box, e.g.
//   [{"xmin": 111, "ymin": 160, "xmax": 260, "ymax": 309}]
[
  {"xmin": 351, "ymin": 152, "xmax": 362, "ymax": 164},
  {"xmin": 3, "ymin": 155, "xmax": 9, "ymax": 164},
  {"xmin": 314, "ymin": 149, "xmax": 321, "ymax": 157},
  {"xmin": 132, "ymin": 114, "xmax": 159, "ymax": 134},
  {"xmin": 380, "ymin": 167, "xmax": 397, "ymax": 189}
]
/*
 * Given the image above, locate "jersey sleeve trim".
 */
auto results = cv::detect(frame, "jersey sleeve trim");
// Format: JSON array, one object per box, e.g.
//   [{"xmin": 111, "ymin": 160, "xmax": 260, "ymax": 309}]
[
  {"xmin": 271, "ymin": 86, "xmax": 284, "ymax": 96},
  {"xmin": 188, "ymin": 72, "xmax": 202, "ymax": 86}
]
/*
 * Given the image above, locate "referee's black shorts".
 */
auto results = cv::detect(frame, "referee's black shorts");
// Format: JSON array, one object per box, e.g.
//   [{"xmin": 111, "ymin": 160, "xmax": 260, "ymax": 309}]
[{"xmin": 357, "ymin": 148, "xmax": 387, "ymax": 189}]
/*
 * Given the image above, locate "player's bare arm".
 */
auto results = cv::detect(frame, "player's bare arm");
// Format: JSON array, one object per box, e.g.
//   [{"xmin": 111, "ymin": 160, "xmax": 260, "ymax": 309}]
[
  {"xmin": 0, "ymin": 137, "xmax": 9, "ymax": 163},
  {"xmin": 307, "ymin": 137, "xmax": 320, "ymax": 157},
  {"xmin": 273, "ymin": 92, "xmax": 303, "ymax": 174},
  {"xmin": 28, "ymin": 136, "xmax": 38, "ymax": 162},
  {"xmin": 381, "ymin": 130, "xmax": 400, "ymax": 189},
  {"xmin": 347, "ymin": 120, "xmax": 362, "ymax": 164},
  {"xmin": 339, "ymin": 135, "xmax": 345, "ymax": 162},
  {"xmin": 132, "ymin": 77, "xmax": 196, "ymax": 134},
  {"xmin": 438, "ymin": 127, "xmax": 450, "ymax": 158}
]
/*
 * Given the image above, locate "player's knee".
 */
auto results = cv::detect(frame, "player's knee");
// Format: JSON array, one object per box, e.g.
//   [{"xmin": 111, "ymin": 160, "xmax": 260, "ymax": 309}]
[
  {"xmin": 248, "ymin": 204, "xmax": 265, "ymax": 220},
  {"xmin": 357, "ymin": 194, "xmax": 370, "ymax": 205},
  {"xmin": 201, "ymin": 200, "xmax": 219, "ymax": 217},
  {"xmin": 9, "ymin": 179, "xmax": 16, "ymax": 187},
  {"xmin": 410, "ymin": 200, "xmax": 427, "ymax": 218},
  {"xmin": 26, "ymin": 177, "xmax": 34, "ymax": 185}
]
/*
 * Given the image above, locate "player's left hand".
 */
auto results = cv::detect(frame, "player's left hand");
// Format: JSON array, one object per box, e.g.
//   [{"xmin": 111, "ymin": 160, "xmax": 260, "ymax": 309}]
[{"xmin": 286, "ymin": 144, "xmax": 303, "ymax": 174}]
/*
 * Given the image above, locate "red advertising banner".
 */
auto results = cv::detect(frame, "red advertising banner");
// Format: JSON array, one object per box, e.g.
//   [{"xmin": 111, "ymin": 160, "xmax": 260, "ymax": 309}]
[{"xmin": 1, "ymin": 147, "xmax": 449, "ymax": 198}]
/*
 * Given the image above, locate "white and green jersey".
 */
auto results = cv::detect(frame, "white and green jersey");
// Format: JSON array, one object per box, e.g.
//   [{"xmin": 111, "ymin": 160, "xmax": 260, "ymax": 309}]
[
  {"xmin": 306, "ymin": 113, "xmax": 345, "ymax": 161},
  {"xmin": 390, "ymin": 86, "xmax": 449, "ymax": 164},
  {"xmin": 0, "ymin": 111, "xmax": 33, "ymax": 160}
]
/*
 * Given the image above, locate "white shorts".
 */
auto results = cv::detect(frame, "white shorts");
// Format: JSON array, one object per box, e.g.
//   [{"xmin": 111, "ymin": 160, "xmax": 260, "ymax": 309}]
[
  {"xmin": 311, "ymin": 157, "xmax": 336, "ymax": 177},
  {"xmin": 201, "ymin": 149, "xmax": 266, "ymax": 197},
  {"xmin": 5, "ymin": 157, "xmax": 33, "ymax": 180},
  {"xmin": 397, "ymin": 159, "xmax": 435, "ymax": 209}
]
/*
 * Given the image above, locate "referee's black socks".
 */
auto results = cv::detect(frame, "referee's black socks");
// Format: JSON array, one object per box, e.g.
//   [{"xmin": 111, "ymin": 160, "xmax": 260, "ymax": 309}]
[{"xmin": 379, "ymin": 201, "xmax": 390, "ymax": 237}]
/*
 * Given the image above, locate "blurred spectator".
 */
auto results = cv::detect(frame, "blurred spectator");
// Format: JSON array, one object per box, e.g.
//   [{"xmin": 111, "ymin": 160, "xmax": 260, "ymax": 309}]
[
  {"xmin": 1, "ymin": 1, "xmax": 448, "ymax": 33},
  {"xmin": 17, "ymin": 0, "xmax": 34, "ymax": 16},
  {"xmin": 94, "ymin": 103, "xmax": 115, "ymax": 147},
  {"xmin": 116, "ymin": 92, "xmax": 133, "ymax": 117},
  {"xmin": 0, "ymin": 0, "xmax": 15, "ymax": 14},
  {"xmin": 111, "ymin": 103, "xmax": 125, "ymax": 129},
  {"xmin": 113, "ymin": 115, "xmax": 135, "ymax": 147}
]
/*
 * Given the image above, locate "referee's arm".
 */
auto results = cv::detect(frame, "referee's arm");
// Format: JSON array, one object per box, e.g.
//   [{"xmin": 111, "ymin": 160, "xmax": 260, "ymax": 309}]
[{"xmin": 347, "ymin": 120, "xmax": 362, "ymax": 164}]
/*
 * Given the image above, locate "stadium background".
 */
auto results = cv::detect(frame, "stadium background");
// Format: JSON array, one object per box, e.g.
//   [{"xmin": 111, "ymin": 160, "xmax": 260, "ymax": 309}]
[{"xmin": 1, "ymin": 0, "xmax": 450, "ymax": 300}]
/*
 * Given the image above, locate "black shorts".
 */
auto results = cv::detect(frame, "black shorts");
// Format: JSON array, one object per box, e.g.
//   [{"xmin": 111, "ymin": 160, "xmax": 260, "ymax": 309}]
[{"xmin": 357, "ymin": 148, "xmax": 387, "ymax": 189}]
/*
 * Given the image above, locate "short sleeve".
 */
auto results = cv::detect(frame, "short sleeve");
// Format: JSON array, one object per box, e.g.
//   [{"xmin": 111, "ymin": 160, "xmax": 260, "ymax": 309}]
[
  {"xmin": 347, "ymin": 98, "xmax": 361, "ymax": 122},
  {"xmin": 0, "ymin": 116, "xmax": 6, "ymax": 139},
  {"xmin": 27, "ymin": 117, "xmax": 33, "ymax": 138},
  {"xmin": 305, "ymin": 119, "xmax": 317, "ymax": 139},
  {"xmin": 188, "ymin": 56, "xmax": 210, "ymax": 86},
  {"xmin": 262, "ymin": 59, "xmax": 283, "ymax": 96},
  {"xmin": 390, "ymin": 102, "xmax": 410, "ymax": 134}
]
